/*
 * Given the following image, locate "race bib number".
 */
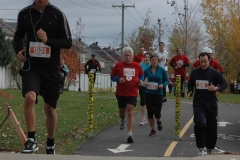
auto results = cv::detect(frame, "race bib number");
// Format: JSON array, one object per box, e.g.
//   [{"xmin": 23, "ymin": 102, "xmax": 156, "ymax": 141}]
[
  {"xmin": 90, "ymin": 69, "xmax": 96, "ymax": 73},
  {"xmin": 176, "ymin": 60, "xmax": 183, "ymax": 67},
  {"xmin": 123, "ymin": 68, "xmax": 135, "ymax": 76},
  {"xmin": 196, "ymin": 80, "xmax": 209, "ymax": 89},
  {"xmin": 147, "ymin": 82, "xmax": 158, "ymax": 90},
  {"xmin": 29, "ymin": 42, "xmax": 51, "ymax": 58}
]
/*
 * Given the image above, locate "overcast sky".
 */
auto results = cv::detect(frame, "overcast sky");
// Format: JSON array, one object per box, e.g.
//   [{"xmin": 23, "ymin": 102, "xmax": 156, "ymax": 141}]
[{"xmin": 0, "ymin": 0, "xmax": 200, "ymax": 48}]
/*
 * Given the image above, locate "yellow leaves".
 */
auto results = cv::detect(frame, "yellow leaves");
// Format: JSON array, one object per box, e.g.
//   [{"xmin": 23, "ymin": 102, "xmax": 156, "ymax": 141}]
[{"xmin": 202, "ymin": 0, "xmax": 240, "ymax": 82}]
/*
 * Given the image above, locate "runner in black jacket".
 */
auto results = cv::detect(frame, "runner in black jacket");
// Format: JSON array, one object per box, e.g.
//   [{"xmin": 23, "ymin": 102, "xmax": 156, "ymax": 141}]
[
  {"xmin": 14, "ymin": 0, "xmax": 72, "ymax": 154},
  {"xmin": 84, "ymin": 54, "xmax": 101, "ymax": 83},
  {"xmin": 188, "ymin": 52, "xmax": 227, "ymax": 156}
]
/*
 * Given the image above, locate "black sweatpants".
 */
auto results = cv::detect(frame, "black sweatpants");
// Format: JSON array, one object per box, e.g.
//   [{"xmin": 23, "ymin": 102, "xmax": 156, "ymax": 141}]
[
  {"xmin": 193, "ymin": 106, "xmax": 218, "ymax": 149},
  {"xmin": 145, "ymin": 93, "xmax": 163, "ymax": 119}
]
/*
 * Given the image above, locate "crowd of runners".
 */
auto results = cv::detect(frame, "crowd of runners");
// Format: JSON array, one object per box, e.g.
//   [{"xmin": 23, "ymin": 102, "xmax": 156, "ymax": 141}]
[
  {"xmin": 110, "ymin": 44, "xmax": 227, "ymax": 156},
  {"xmin": 14, "ymin": 0, "xmax": 228, "ymax": 156}
]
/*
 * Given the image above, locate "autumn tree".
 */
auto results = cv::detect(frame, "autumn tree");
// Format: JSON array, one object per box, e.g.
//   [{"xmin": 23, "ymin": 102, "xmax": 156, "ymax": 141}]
[
  {"xmin": 60, "ymin": 49, "xmax": 80, "ymax": 90},
  {"xmin": 164, "ymin": 0, "xmax": 205, "ymax": 62},
  {"xmin": 201, "ymin": 0, "xmax": 240, "ymax": 83},
  {"xmin": 126, "ymin": 9, "xmax": 157, "ymax": 54},
  {"xmin": 60, "ymin": 18, "xmax": 84, "ymax": 90}
]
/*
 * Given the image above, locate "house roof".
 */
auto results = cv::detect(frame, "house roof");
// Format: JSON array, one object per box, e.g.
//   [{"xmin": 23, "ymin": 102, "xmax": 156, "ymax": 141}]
[
  {"xmin": 0, "ymin": 19, "xmax": 15, "ymax": 37},
  {"xmin": 103, "ymin": 47, "xmax": 122, "ymax": 62},
  {"xmin": 72, "ymin": 39, "xmax": 106, "ymax": 62},
  {"xmin": 89, "ymin": 42, "xmax": 113, "ymax": 62}
]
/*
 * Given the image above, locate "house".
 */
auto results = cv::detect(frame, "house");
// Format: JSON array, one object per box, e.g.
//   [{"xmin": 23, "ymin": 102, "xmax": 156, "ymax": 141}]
[
  {"xmin": 102, "ymin": 47, "xmax": 122, "ymax": 62},
  {"xmin": 89, "ymin": 42, "xmax": 120, "ymax": 74},
  {"xmin": 0, "ymin": 19, "xmax": 16, "ymax": 39},
  {"xmin": 72, "ymin": 39, "xmax": 107, "ymax": 73}
]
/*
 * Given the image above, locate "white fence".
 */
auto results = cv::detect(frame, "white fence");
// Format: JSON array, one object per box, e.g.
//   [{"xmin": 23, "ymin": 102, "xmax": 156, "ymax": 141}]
[
  {"xmin": 68, "ymin": 73, "xmax": 116, "ymax": 91},
  {"xmin": 0, "ymin": 66, "xmax": 12, "ymax": 89},
  {"xmin": 0, "ymin": 66, "xmax": 116, "ymax": 91}
]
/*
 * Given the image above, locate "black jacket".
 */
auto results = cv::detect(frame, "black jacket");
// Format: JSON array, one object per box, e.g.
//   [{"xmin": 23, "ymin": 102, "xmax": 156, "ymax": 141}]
[
  {"xmin": 84, "ymin": 59, "xmax": 101, "ymax": 74},
  {"xmin": 14, "ymin": 3, "xmax": 72, "ymax": 70},
  {"xmin": 188, "ymin": 67, "xmax": 227, "ymax": 107}
]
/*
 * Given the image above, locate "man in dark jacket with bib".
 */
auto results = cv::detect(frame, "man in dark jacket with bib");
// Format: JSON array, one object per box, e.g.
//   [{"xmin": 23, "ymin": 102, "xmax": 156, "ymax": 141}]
[
  {"xmin": 188, "ymin": 52, "xmax": 227, "ymax": 156},
  {"xmin": 84, "ymin": 54, "xmax": 101, "ymax": 83}
]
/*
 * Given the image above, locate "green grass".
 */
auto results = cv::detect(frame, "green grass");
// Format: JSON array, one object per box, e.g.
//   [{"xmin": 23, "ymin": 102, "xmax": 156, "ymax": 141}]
[
  {"xmin": 0, "ymin": 89, "xmax": 239, "ymax": 154},
  {"xmin": 0, "ymin": 89, "xmax": 140, "ymax": 154}
]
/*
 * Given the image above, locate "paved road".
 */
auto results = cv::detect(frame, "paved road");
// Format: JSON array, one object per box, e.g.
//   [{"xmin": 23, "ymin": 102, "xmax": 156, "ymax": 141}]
[
  {"xmin": 1, "ymin": 100, "xmax": 240, "ymax": 160},
  {"xmin": 74, "ymin": 100, "xmax": 240, "ymax": 157}
]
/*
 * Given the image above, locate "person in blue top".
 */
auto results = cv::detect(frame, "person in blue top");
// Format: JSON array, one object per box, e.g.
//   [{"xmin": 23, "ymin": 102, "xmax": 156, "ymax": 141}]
[
  {"xmin": 139, "ymin": 53, "xmax": 151, "ymax": 125},
  {"xmin": 140, "ymin": 54, "xmax": 169, "ymax": 137},
  {"xmin": 60, "ymin": 59, "xmax": 69, "ymax": 94}
]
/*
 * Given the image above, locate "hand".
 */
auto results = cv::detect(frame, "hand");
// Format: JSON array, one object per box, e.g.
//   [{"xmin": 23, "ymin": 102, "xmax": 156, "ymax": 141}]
[
  {"xmin": 175, "ymin": 66, "xmax": 179, "ymax": 69},
  {"xmin": 208, "ymin": 82, "xmax": 217, "ymax": 91},
  {"xmin": 119, "ymin": 77, "xmax": 126, "ymax": 84},
  {"xmin": 17, "ymin": 50, "xmax": 27, "ymax": 62},
  {"xmin": 139, "ymin": 80, "xmax": 143, "ymax": 86},
  {"xmin": 37, "ymin": 28, "xmax": 48, "ymax": 43},
  {"xmin": 158, "ymin": 84, "xmax": 163, "ymax": 89},
  {"xmin": 187, "ymin": 91, "xmax": 193, "ymax": 99}
]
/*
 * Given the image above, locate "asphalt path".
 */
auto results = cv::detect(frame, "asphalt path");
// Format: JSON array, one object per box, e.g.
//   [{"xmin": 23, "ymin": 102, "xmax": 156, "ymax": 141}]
[{"xmin": 74, "ymin": 100, "xmax": 240, "ymax": 158}]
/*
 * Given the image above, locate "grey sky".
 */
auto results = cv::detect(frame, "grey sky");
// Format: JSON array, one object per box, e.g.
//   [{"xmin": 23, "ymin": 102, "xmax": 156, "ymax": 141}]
[{"xmin": 0, "ymin": 0, "xmax": 200, "ymax": 48}]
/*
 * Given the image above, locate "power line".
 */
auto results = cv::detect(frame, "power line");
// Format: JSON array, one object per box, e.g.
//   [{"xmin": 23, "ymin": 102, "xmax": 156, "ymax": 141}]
[
  {"xmin": 114, "ymin": 8, "xmax": 138, "ymax": 26},
  {"xmin": 84, "ymin": 0, "xmax": 102, "ymax": 8},
  {"xmin": 134, "ymin": 8, "xmax": 145, "ymax": 20},
  {"xmin": 126, "ymin": 8, "xmax": 143, "ymax": 24},
  {"xmin": 92, "ymin": 0, "xmax": 113, "ymax": 9},
  {"xmin": 112, "ymin": 3, "xmax": 135, "ymax": 50},
  {"xmin": 67, "ymin": 0, "xmax": 100, "ymax": 9}
]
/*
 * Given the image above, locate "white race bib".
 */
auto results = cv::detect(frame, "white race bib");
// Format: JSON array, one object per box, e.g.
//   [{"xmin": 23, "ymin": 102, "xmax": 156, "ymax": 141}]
[
  {"xmin": 123, "ymin": 68, "xmax": 135, "ymax": 81},
  {"xmin": 90, "ymin": 69, "xmax": 96, "ymax": 73},
  {"xmin": 196, "ymin": 80, "xmax": 209, "ymax": 89},
  {"xmin": 29, "ymin": 42, "xmax": 51, "ymax": 58},
  {"xmin": 123, "ymin": 68, "xmax": 135, "ymax": 76},
  {"xmin": 147, "ymin": 82, "xmax": 158, "ymax": 90}
]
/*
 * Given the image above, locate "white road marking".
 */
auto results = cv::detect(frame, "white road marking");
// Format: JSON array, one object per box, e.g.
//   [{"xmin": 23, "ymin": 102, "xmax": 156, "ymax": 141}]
[{"xmin": 107, "ymin": 144, "xmax": 134, "ymax": 153}]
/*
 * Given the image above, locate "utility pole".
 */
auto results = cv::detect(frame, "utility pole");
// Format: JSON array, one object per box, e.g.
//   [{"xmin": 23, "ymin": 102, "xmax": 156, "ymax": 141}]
[
  {"xmin": 184, "ymin": 0, "xmax": 188, "ymax": 54},
  {"xmin": 112, "ymin": 3, "xmax": 135, "ymax": 53},
  {"xmin": 157, "ymin": 18, "xmax": 163, "ymax": 43},
  {"xmin": 78, "ymin": 38, "xmax": 81, "ymax": 92}
]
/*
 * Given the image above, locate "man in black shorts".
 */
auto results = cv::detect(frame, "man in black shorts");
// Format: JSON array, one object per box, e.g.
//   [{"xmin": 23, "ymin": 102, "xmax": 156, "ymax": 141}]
[
  {"xmin": 111, "ymin": 47, "xmax": 144, "ymax": 143},
  {"xmin": 14, "ymin": 0, "xmax": 72, "ymax": 154}
]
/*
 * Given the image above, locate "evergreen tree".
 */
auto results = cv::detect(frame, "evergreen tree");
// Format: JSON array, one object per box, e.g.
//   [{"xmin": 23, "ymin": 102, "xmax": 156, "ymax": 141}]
[{"xmin": 0, "ymin": 27, "xmax": 14, "ymax": 66}]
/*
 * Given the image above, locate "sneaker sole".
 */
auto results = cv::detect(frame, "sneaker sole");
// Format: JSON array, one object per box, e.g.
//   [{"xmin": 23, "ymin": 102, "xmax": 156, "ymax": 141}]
[
  {"xmin": 22, "ymin": 147, "xmax": 39, "ymax": 154},
  {"xmin": 149, "ymin": 134, "xmax": 156, "ymax": 137}
]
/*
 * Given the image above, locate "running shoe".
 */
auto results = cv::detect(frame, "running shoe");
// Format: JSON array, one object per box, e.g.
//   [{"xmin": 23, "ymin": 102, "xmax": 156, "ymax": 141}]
[
  {"xmin": 139, "ymin": 119, "xmax": 146, "ymax": 125},
  {"xmin": 127, "ymin": 135, "xmax": 134, "ymax": 143},
  {"xmin": 197, "ymin": 148, "xmax": 206, "ymax": 156},
  {"xmin": 120, "ymin": 117, "xmax": 126, "ymax": 130},
  {"xmin": 157, "ymin": 121, "xmax": 163, "ymax": 131},
  {"xmin": 149, "ymin": 130, "xmax": 156, "ymax": 136},
  {"xmin": 45, "ymin": 145, "xmax": 55, "ymax": 155},
  {"xmin": 207, "ymin": 149, "xmax": 212, "ymax": 155},
  {"xmin": 21, "ymin": 138, "xmax": 39, "ymax": 154}
]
